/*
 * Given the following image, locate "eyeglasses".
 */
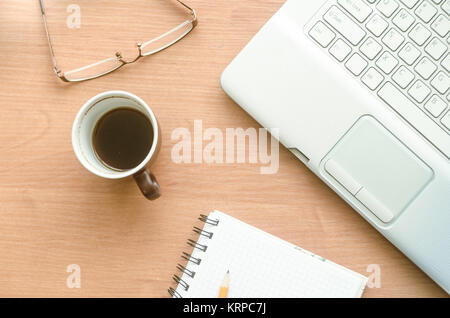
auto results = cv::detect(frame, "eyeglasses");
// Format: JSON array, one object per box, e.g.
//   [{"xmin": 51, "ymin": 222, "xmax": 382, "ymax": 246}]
[{"xmin": 39, "ymin": 0, "xmax": 198, "ymax": 82}]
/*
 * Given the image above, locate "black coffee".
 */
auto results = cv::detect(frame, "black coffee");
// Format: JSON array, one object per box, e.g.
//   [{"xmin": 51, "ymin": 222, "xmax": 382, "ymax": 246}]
[{"xmin": 93, "ymin": 108, "xmax": 154, "ymax": 170}]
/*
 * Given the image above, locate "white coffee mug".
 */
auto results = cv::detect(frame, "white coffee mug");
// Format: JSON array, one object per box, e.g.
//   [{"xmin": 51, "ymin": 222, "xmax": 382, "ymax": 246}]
[{"xmin": 72, "ymin": 91, "xmax": 162, "ymax": 200}]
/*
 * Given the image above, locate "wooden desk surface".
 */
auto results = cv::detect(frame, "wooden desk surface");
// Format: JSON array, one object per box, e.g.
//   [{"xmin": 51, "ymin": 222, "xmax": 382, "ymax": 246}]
[{"xmin": 0, "ymin": 0, "xmax": 446, "ymax": 297}]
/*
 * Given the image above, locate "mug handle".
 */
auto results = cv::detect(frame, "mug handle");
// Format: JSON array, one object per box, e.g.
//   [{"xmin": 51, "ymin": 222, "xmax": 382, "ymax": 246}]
[{"xmin": 133, "ymin": 169, "xmax": 161, "ymax": 200}]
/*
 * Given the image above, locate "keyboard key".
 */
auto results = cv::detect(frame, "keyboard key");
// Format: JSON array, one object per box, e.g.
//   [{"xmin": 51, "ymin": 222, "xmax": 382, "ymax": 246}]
[
  {"xmin": 366, "ymin": 14, "xmax": 389, "ymax": 37},
  {"xmin": 382, "ymin": 28, "xmax": 405, "ymax": 50},
  {"xmin": 338, "ymin": 0, "xmax": 373, "ymax": 22},
  {"xmin": 431, "ymin": 71, "xmax": 450, "ymax": 94},
  {"xmin": 415, "ymin": 0, "xmax": 437, "ymax": 23},
  {"xmin": 345, "ymin": 53, "xmax": 368, "ymax": 75},
  {"xmin": 376, "ymin": 51, "xmax": 399, "ymax": 73},
  {"xmin": 443, "ymin": 0, "xmax": 450, "ymax": 15},
  {"xmin": 309, "ymin": 22, "xmax": 336, "ymax": 47},
  {"xmin": 415, "ymin": 57, "xmax": 437, "ymax": 79},
  {"xmin": 377, "ymin": 0, "xmax": 400, "ymax": 17},
  {"xmin": 442, "ymin": 111, "xmax": 450, "ymax": 130},
  {"xmin": 399, "ymin": 42, "xmax": 421, "ymax": 65},
  {"xmin": 330, "ymin": 39, "xmax": 352, "ymax": 61},
  {"xmin": 442, "ymin": 53, "xmax": 450, "ymax": 72},
  {"xmin": 393, "ymin": 9, "xmax": 416, "ymax": 31},
  {"xmin": 425, "ymin": 37, "xmax": 447, "ymax": 60},
  {"xmin": 362, "ymin": 67, "xmax": 385, "ymax": 90},
  {"xmin": 378, "ymin": 82, "xmax": 450, "ymax": 156},
  {"xmin": 431, "ymin": 15, "xmax": 450, "ymax": 37},
  {"xmin": 408, "ymin": 80, "xmax": 431, "ymax": 102},
  {"xmin": 324, "ymin": 6, "xmax": 366, "ymax": 45},
  {"xmin": 409, "ymin": 23, "xmax": 432, "ymax": 46},
  {"xmin": 425, "ymin": 95, "xmax": 447, "ymax": 117},
  {"xmin": 400, "ymin": 0, "xmax": 420, "ymax": 8},
  {"xmin": 360, "ymin": 37, "xmax": 383, "ymax": 59},
  {"xmin": 393, "ymin": 66, "xmax": 415, "ymax": 88}
]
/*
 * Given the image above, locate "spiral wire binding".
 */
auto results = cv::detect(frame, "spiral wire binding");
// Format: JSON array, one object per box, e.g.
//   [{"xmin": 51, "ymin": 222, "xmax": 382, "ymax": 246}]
[
  {"xmin": 181, "ymin": 252, "xmax": 201, "ymax": 265},
  {"xmin": 193, "ymin": 226, "xmax": 214, "ymax": 239},
  {"xmin": 173, "ymin": 274, "xmax": 189, "ymax": 291},
  {"xmin": 168, "ymin": 287, "xmax": 181, "ymax": 298},
  {"xmin": 177, "ymin": 264, "xmax": 195, "ymax": 278},
  {"xmin": 199, "ymin": 214, "xmax": 220, "ymax": 226},
  {"xmin": 168, "ymin": 214, "xmax": 219, "ymax": 298},
  {"xmin": 187, "ymin": 239, "xmax": 208, "ymax": 252}
]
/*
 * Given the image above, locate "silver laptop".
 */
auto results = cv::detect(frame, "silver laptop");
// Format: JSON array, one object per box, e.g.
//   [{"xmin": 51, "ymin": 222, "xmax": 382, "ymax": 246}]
[{"xmin": 221, "ymin": 0, "xmax": 450, "ymax": 293}]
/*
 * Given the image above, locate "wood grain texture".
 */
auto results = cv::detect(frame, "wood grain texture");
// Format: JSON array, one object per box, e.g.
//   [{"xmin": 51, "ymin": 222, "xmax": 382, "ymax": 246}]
[{"xmin": 0, "ymin": 0, "xmax": 446, "ymax": 297}]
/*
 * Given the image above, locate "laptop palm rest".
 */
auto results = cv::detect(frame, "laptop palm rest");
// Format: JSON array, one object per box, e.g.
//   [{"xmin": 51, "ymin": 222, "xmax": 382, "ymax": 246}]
[{"xmin": 323, "ymin": 116, "xmax": 433, "ymax": 223}]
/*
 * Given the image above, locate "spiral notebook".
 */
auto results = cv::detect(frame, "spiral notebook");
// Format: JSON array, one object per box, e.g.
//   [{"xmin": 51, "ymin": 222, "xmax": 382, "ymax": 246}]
[{"xmin": 169, "ymin": 211, "xmax": 368, "ymax": 298}]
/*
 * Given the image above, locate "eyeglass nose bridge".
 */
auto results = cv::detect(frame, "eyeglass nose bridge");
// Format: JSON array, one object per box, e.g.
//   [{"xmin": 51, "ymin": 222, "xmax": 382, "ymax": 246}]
[{"xmin": 116, "ymin": 43, "xmax": 144, "ymax": 65}]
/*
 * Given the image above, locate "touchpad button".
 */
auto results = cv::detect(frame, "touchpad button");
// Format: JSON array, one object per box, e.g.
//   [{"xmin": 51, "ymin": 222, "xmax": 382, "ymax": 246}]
[{"xmin": 324, "ymin": 116, "xmax": 433, "ymax": 223}]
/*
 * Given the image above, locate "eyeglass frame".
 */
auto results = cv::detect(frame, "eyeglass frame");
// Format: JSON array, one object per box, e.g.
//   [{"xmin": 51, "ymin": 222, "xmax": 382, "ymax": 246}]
[{"xmin": 39, "ymin": 0, "xmax": 198, "ymax": 82}]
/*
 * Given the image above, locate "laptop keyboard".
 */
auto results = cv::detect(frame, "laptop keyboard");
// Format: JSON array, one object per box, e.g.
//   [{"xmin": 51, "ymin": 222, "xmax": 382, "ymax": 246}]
[{"xmin": 307, "ymin": 0, "xmax": 450, "ymax": 157}]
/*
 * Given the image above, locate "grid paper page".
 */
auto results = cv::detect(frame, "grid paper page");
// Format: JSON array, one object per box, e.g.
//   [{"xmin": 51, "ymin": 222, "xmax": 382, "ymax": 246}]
[{"xmin": 175, "ymin": 211, "xmax": 367, "ymax": 298}]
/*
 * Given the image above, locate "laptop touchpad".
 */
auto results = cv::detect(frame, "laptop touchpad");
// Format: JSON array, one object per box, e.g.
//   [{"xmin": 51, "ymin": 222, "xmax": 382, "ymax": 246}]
[{"xmin": 323, "ymin": 116, "xmax": 433, "ymax": 223}]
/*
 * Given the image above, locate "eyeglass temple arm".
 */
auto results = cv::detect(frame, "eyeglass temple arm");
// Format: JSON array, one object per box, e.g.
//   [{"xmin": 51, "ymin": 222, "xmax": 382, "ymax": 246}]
[
  {"xmin": 39, "ymin": 0, "xmax": 64, "ymax": 78},
  {"xmin": 176, "ymin": 0, "xmax": 198, "ymax": 26}
]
